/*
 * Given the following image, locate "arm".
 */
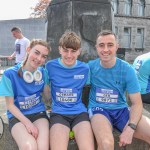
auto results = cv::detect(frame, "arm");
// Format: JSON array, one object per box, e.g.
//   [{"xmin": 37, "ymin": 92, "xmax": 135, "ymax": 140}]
[
  {"xmin": 43, "ymin": 85, "xmax": 51, "ymax": 102},
  {"xmin": 7, "ymin": 51, "xmax": 16, "ymax": 60},
  {"xmin": 5, "ymin": 96, "xmax": 39, "ymax": 139},
  {"xmin": 119, "ymin": 92, "xmax": 143, "ymax": 147}
]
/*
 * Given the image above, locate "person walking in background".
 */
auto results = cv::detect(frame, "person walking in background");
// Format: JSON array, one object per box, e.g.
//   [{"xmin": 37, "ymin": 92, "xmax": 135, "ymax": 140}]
[
  {"xmin": 8, "ymin": 27, "xmax": 30, "ymax": 65},
  {"xmin": 46, "ymin": 31, "xmax": 94, "ymax": 150},
  {"xmin": 0, "ymin": 39, "xmax": 51, "ymax": 150},
  {"xmin": 133, "ymin": 52, "xmax": 150, "ymax": 104},
  {"xmin": 88, "ymin": 30, "xmax": 150, "ymax": 150}
]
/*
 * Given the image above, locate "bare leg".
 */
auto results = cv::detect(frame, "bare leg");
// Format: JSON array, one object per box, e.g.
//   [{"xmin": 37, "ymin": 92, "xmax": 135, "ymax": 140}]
[
  {"xmin": 91, "ymin": 114, "xmax": 114, "ymax": 150},
  {"xmin": 73, "ymin": 121, "xmax": 94, "ymax": 150},
  {"xmin": 134, "ymin": 115, "xmax": 150, "ymax": 144},
  {"xmin": 33, "ymin": 118, "xmax": 49, "ymax": 150},
  {"xmin": 11, "ymin": 122, "xmax": 37, "ymax": 150},
  {"xmin": 50, "ymin": 123, "xmax": 70, "ymax": 150}
]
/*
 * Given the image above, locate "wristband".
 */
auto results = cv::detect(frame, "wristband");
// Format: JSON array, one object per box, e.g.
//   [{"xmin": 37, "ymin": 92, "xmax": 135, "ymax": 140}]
[{"xmin": 128, "ymin": 123, "xmax": 137, "ymax": 130}]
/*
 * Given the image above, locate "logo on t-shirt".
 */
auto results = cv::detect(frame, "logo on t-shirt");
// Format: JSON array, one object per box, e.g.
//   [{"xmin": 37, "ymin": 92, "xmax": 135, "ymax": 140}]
[
  {"xmin": 135, "ymin": 60, "xmax": 142, "ymax": 71},
  {"xmin": 74, "ymin": 75, "xmax": 84, "ymax": 79},
  {"xmin": 16, "ymin": 44, "xmax": 21, "ymax": 54}
]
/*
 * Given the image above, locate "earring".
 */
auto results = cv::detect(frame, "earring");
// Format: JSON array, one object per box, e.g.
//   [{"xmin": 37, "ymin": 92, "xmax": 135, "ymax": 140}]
[{"xmin": 23, "ymin": 70, "xmax": 42, "ymax": 83}]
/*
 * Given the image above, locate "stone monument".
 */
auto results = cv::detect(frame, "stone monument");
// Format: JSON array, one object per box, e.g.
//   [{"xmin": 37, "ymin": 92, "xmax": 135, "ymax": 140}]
[{"xmin": 46, "ymin": 0, "xmax": 114, "ymax": 61}]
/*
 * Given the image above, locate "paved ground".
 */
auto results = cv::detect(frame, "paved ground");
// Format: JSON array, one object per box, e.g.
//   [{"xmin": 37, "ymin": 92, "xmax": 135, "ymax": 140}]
[{"xmin": 0, "ymin": 97, "xmax": 6, "ymax": 117}]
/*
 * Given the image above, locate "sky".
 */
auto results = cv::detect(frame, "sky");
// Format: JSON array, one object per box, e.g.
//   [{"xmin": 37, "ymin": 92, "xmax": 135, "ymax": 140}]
[{"xmin": 0, "ymin": 0, "xmax": 39, "ymax": 20}]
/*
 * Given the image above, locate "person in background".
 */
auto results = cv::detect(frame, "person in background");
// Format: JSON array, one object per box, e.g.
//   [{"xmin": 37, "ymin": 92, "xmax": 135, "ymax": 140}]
[
  {"xmin": 133, "ymin": 52, "xmax": 150, "ymax": 104},
  {"xmin": 8, "ymin": 27, "xmax": 30, "ymax": 65},
  {"xmin": 88, "ymin": 30, "xmax": 150, "ymax": 150},
  {"xmin": 0, "ymin": 39, "xmax": 51, "ymax": 150},
  {"xmin": 46, "ymin": 31, "xmax": 94, "ymax": 150}
]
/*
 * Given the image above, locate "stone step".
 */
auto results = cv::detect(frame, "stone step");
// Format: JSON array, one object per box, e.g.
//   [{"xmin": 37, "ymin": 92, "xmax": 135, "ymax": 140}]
[
  {"xmin": 0, "ymin": 108, "xmax": 149, "ymax": 150},
  {"xmin": 0, "ymin": 95, "xmax": 150, "ymax": 150}
]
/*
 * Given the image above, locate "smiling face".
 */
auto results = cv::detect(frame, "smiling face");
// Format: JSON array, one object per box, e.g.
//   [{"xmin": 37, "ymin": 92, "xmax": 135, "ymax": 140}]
[
  {"xmin": 59, "ymin": 47, "xmax": 80, "ymax": 67},
  {"xmin": 26, "ymin": 45, "xmax": 49, "ymax": 71},
  {"xmin": 58, "ymin": 31, "xmax": 81, "ymax": 67},
  {"xmin": 96, "ymin": 33, "xmax": 119, "ymax": 68}
]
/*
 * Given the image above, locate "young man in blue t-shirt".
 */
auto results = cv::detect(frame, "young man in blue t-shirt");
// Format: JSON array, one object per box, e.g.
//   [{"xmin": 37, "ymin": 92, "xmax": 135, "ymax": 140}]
[{"xmin": 88, "ymin": 30, "xmax": 150, "ymax": 149}]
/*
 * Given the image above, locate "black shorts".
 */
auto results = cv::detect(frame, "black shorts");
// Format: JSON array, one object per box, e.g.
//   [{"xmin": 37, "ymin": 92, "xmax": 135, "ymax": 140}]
[
  {"xmin": 141, "ymin": 93, "xmax": 150, "ymax": 104},
  {"xmin": 49, "ymin": 112, "xmax": 89, "ymax": 129},
  {"xmin": 9, "ymin": 111, "xmax": 49, "ymax": 131}
]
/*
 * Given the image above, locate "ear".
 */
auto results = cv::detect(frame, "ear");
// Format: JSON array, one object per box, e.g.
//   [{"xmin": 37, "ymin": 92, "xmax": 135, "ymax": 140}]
[
  {"xmin": 78, "ymin": 48, "xmax": 81, "ymax": 55},
  {"xmin": 59, "ymin": 46, "xmax": 62, "ymax": 54},
  {"xmin": 26, "ymin": 47, "xmax": 30, "ymax": 53},
  {"xmin": 116, "ymin": 44, "xmax": 119, "ymax": 53}
]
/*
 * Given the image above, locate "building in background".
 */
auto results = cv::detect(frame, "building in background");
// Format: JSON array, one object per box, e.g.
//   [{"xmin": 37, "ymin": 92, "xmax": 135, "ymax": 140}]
[
  {"xmin": 1, "ymin": 1, "xmax": 150, "ymax": 63},
  {"xmin": 0, "ymin": 18, "xmax": 46, "ymax": 56},
  {"xmin": 112, "ymin": 0, "xmax": 150, "ymax": 62}
]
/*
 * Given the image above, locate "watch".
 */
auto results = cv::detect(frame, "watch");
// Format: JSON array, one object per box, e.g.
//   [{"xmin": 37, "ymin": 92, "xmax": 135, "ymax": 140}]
[{"xmin": 128, "ymin": 123, "xmax": 137, "ymax": 130}]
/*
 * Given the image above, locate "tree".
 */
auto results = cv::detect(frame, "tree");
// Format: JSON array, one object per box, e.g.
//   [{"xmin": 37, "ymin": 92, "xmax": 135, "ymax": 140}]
[{"xmin": 30, "ymin": 0, "xmax": 51, "ymax": 18}]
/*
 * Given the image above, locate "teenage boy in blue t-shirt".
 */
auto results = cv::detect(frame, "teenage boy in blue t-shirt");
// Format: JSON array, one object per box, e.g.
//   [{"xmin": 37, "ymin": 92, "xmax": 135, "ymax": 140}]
[{"xmin": 46, "ymin": 31, "xmax": 94, "ymax": 150}]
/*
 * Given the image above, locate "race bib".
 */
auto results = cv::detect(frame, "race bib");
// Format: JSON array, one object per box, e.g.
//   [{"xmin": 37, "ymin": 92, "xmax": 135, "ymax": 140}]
[
  {"xmin": 96, "ymin": 88, "xmax": 118, "ymax": 103},
  {"xmin": 18, "ymin": 93, "xmax": 40, "ymax": 109},
  {"xmin": 56, "ymin": 88, "xmax": 77, "ymax": 103}
]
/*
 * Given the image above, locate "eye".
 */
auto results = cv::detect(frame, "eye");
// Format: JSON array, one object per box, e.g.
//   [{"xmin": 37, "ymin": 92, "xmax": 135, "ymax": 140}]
[
  {"xmin": 42, "ymin": 55, "xmax": 48, "ymax": 59},
  {"xmin": 72, "ymin": 50, "xmax": 77, "ymax": 53},
  {"xmin": 108, "ymin": 44, "xmax": 113, "ymax": 48},
  {"xmin": 35, "ymin": 51, "xmax": 40, "ymax": 55},
  {"xmin": 63, "ymin": 49, "xmax": 68, "ymax": 53},
  {"xmin": 98, "ymin": 44, "xmax": 104, "ymax": 48}
]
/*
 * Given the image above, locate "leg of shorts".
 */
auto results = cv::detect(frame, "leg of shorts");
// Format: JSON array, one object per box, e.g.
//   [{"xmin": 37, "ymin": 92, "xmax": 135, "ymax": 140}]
[
  {"xmin": 9, "ymin": 111, "xmax": 49, "ymax": 131},
  {"xmin": 9, "ymin": 117, "xmax": 20, "ymax": 131},
  {"xmin": 141, "ymin": 93, "xmax": 150, "ymax": 104},
  {"xmin": 113, "ymin": 107, "xmax": 129, "ymax": 132},
  {"xmin": 88, "ymin": 107, "xmax": 113, "ymax": 125},
  {"xmin": 28, "ymin": 111, "xmax": 49, "ymax": 123},
  {"xmin": 49, "ymin": 113, "xmax": 70, "ymax": 129},
  {"xmin": 71, "ymin": 112, "xmax": 90, "ymax": 129}
]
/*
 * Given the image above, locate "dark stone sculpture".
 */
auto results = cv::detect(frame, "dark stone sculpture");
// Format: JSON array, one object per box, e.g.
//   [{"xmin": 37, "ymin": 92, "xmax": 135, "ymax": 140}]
[{"xmin": 46, "ymin": 0, "xmax": 114, "ymax": 61}]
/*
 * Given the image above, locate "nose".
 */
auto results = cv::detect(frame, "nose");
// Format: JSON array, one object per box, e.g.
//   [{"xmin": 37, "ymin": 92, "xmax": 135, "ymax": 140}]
[
  {"xmin": 37, "ymin": 55, "xmax": 42, "ymax": 61},
  {"xmin": 67, "ymin": 51, "xmax": 72, "ymax": 57},
  {"xmin": 103, "ymin": 45, "xmax": 109, "ymax": 52}
]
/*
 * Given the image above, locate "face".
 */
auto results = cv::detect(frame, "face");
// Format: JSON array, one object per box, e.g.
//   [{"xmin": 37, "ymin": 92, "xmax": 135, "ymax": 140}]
[
  {"xmin": 96, "ymin": 34, "xmax": 119, "ymax": 64},
  {"xmin": 59, "ymin": 47, "xmax": 81, "ymax": 67},
  {"xmin": 25, "ymin": 44, "xmax": 49, "ymax": 71},
  {"xmin": 11, "ymin": 31, "xmax": 21, "ymax": 39}
]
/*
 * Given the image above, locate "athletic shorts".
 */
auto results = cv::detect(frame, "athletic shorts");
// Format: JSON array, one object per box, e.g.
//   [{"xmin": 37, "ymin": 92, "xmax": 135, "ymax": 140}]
[
  {"xmin": 49, "ymin": 112, "xmax": 89, "ymax": 129},
  {"xmin": 88, "ymin": 107, "xmax": 129, "ymax": 132},
  {"xmin": 141, "ymin": 93, "xmax": 150, "ymax": 104},
  {"xmin": 9, "ymin": 111, "xmax": 49, "ymax": 131}
]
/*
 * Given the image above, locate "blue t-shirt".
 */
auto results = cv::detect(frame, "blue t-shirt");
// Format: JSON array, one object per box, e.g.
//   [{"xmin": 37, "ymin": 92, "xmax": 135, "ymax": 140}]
[
  {"xmin": 133, "ymin": 52, "xmax": 150, "ymax": 94},
  {"xmin": 88, "ymin": 58, "xmax": 140, "ymax": 110},
  {"xmin": 45, "ymin": 58, "xmax": 89, "ymax": 115},
  {"xmin": 0, "ymin": 64, "xmax": 48, "ymax": 119}
]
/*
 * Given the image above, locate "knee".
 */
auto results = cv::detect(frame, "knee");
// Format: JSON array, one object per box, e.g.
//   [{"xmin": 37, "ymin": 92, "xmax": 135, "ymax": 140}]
[
  {"xmin": 97, "ymin": 138, "xmax": 114, "ymax": 150},
  {"xmin": 19, "ymin": 140, "xmax": 37, "ymax": 150}
]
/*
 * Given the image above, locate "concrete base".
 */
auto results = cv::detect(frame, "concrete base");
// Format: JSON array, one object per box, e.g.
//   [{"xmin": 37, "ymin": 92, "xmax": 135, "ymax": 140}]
[{"xmin": 0, "ymin": 103, "xmax": 150, "ymax": 150}]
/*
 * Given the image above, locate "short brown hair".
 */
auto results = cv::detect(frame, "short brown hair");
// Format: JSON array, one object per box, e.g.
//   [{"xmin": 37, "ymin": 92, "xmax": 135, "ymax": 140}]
[
  {"xmin": 59, "ymin": 31, "xmax": 81, "ymax": 50},
  {"xmin": 97, "ymin": 30, "xmax": 117, "ymax": 41}
]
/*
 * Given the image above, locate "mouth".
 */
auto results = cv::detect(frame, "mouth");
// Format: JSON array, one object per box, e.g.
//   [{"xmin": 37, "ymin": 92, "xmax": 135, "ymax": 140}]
[{"xmin": 33, "ymin": 60, "xmax": 41, "ymax": 66}]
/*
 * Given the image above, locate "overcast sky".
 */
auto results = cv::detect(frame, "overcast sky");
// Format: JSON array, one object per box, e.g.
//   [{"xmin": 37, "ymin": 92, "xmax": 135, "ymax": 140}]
[{"xmin": 0, "ymin": 0, "xmax": 39, "ymax": 20}]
